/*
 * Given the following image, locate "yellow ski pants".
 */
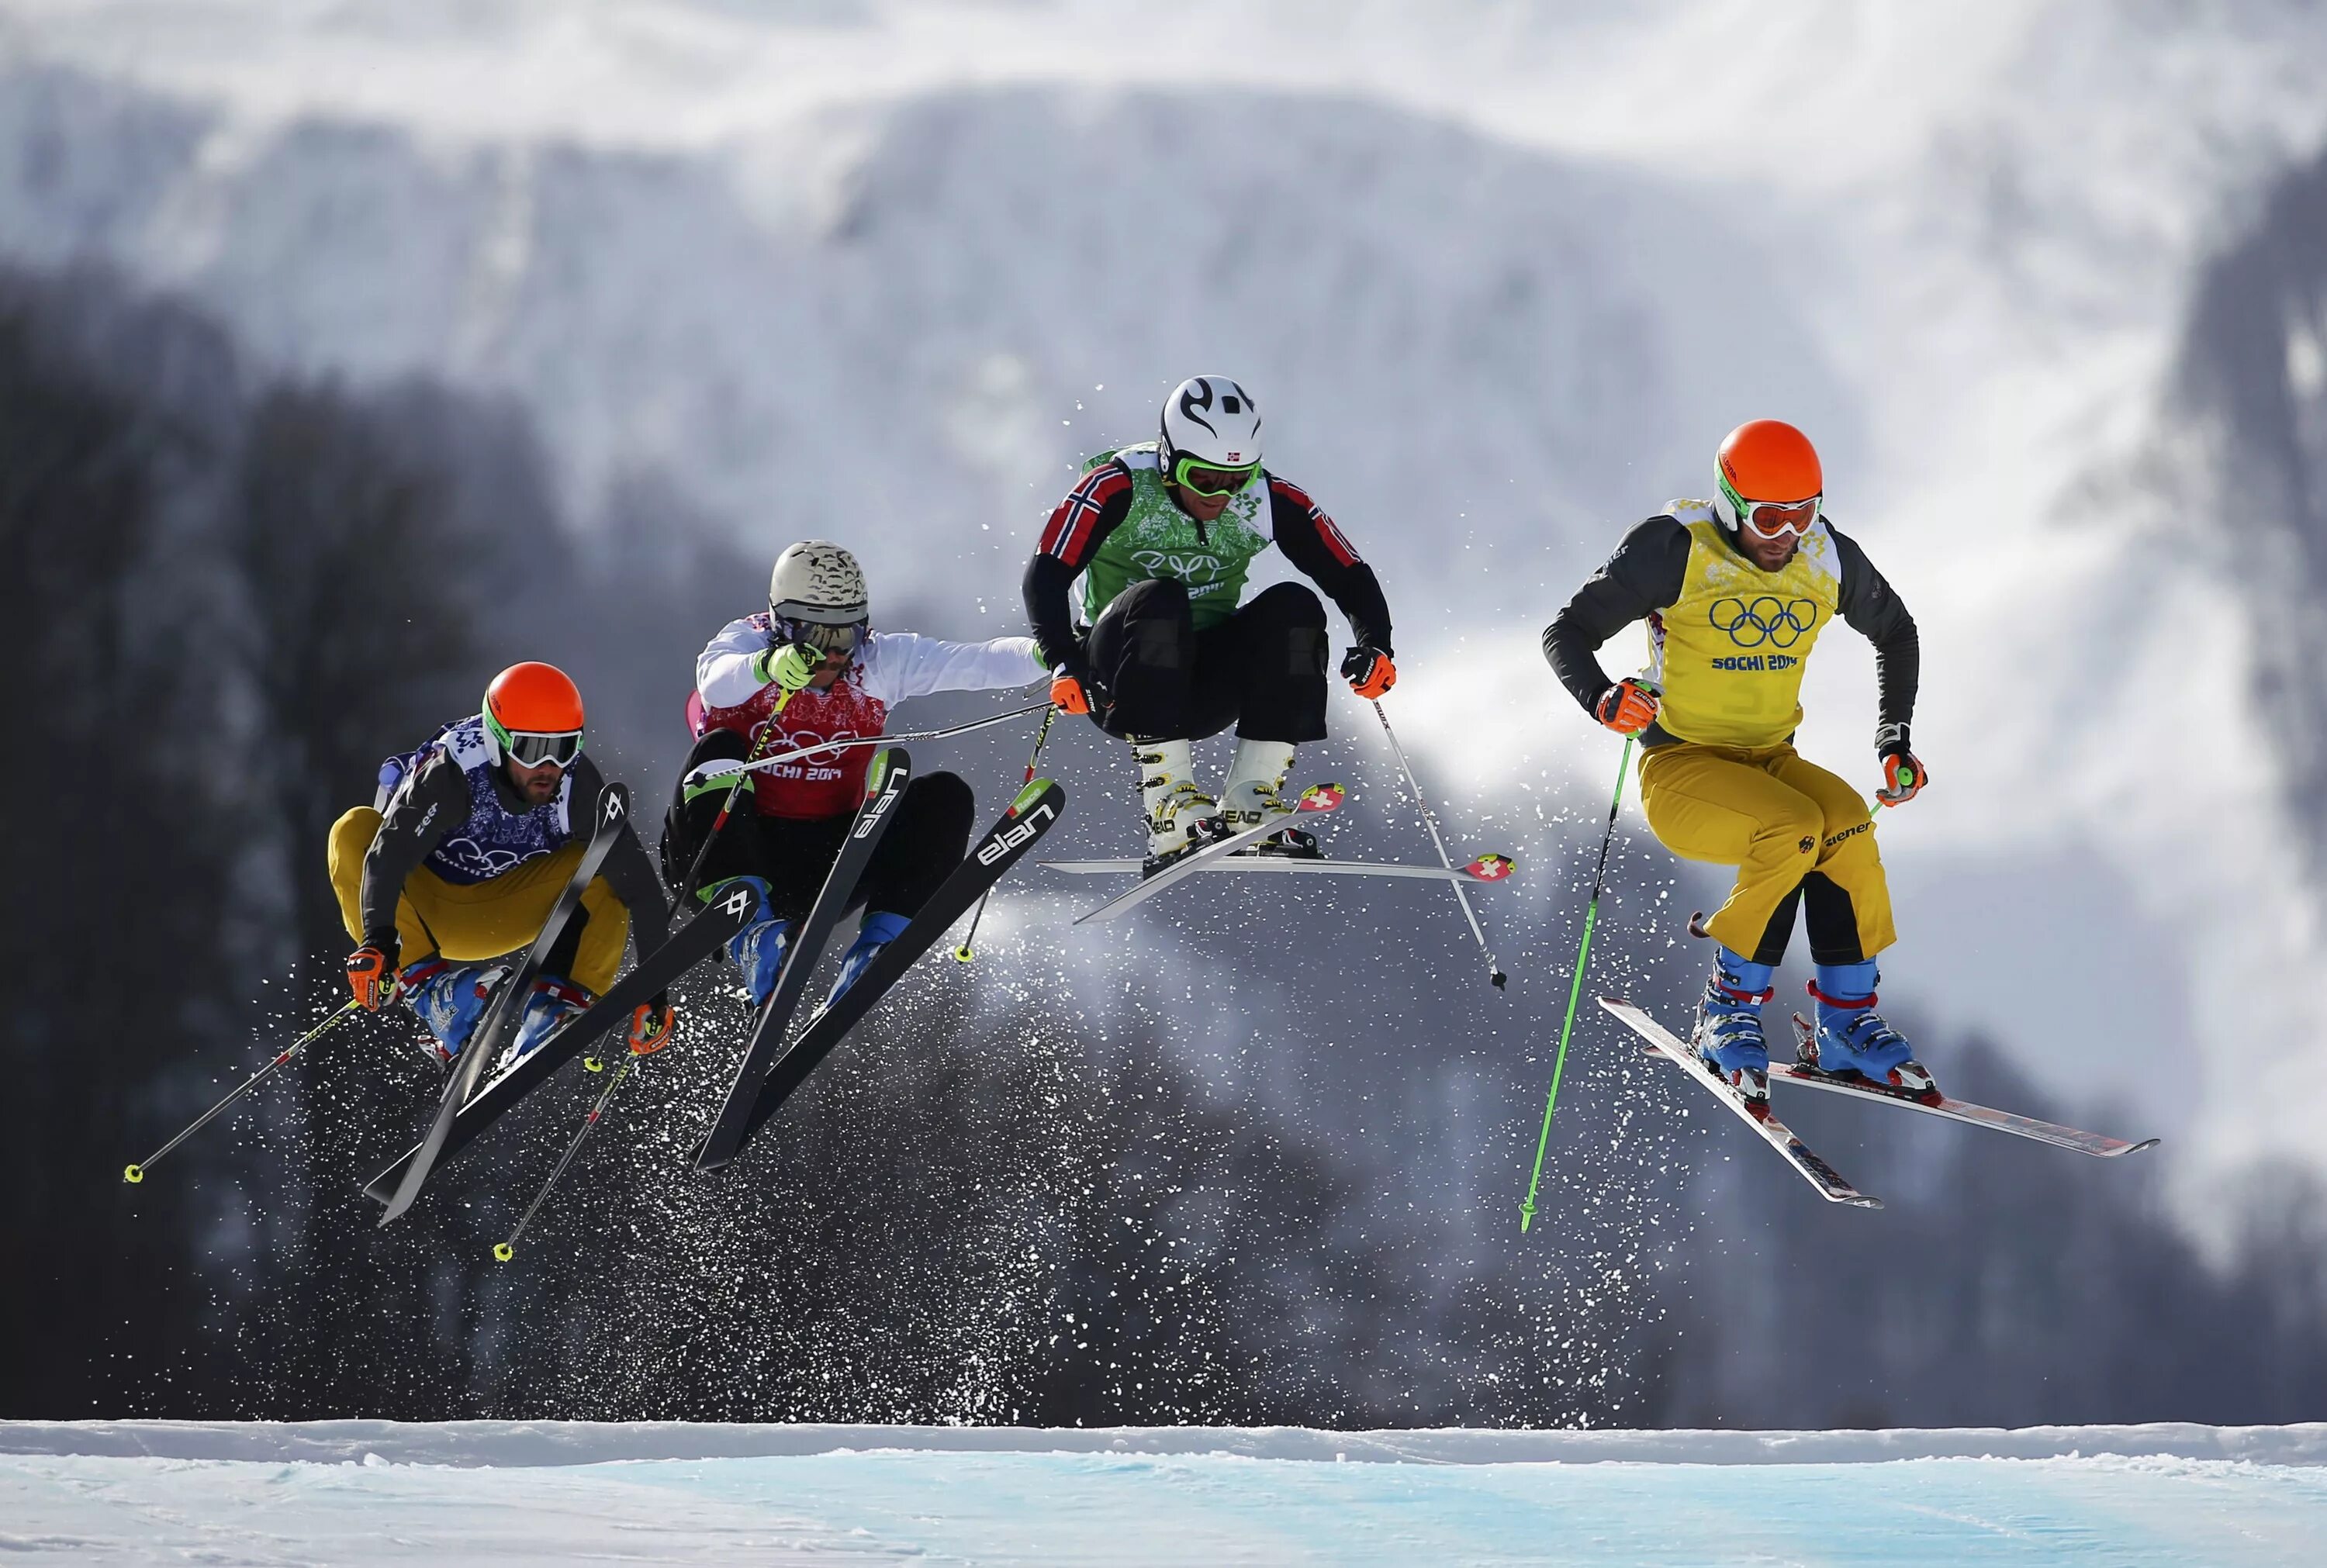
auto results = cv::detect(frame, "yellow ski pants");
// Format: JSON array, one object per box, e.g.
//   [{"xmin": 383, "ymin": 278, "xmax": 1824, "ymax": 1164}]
[
  {"xmin": 327, "ymin": 807, "xmax": 631, "ymax": 994},
  {"xmin": 1636, "ymin": 741, "xmax": 1896, "ymax": 966}
]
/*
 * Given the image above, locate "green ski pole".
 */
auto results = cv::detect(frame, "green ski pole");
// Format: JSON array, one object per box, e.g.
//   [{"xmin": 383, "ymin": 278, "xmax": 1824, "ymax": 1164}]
[{"xmin": 1519, "ymin": 732, "xmax": 1636, "ymax": 1234}]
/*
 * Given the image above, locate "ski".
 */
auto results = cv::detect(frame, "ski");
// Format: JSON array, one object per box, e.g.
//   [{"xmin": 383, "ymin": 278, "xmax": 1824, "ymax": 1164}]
[
  {"xmin": 1599, "ymin": 995, "xmax": 1881, "ymax": 1209},
  {"xmin": 731, "ymin": 778, "xmax": 1066, "ymax": 1156},
  {"xmin": 1043, "ymin": 850, "xmax": 1512, "ymax": 883},
  {"xmin": 1775, "ymin": 1014, "xmax": 2160, "ymax": 1158},
  {"xmin": 1071, "ymin": 782, "xmax": 1345, "ymax": 925},
  {"xmin": 695, "ymin": 748, "xmax": 912, "ymax": 1172},
  {"xmin": 360, "ymin": 883, "xmax": 756, "ymax": 1206},
  {"xmin": 377, "ymin": 782, "xmax": 631, "ymax": 1225}
]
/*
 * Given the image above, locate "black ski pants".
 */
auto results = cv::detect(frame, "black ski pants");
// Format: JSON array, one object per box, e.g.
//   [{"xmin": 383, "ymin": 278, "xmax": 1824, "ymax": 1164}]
[
  {"xmin": 661, "ymin": 730, "xmax": 975, "ymax": 924},
  {"xmin": 1083, "ymin": 577, "xmax": 1329, "ymax": 743}
]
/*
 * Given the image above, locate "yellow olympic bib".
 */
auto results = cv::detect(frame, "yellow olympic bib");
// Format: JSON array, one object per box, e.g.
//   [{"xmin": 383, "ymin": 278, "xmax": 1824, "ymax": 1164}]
[{"xmin": 1647, "ymin": 503, "xmax": 1840, "ymax": 748}]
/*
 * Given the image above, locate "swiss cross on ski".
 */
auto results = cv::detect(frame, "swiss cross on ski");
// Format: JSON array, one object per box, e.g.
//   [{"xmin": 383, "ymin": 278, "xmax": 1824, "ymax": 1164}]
[{"xmin": 1025, "ymin": 374, "xmax": 1516, "ymax": 942}]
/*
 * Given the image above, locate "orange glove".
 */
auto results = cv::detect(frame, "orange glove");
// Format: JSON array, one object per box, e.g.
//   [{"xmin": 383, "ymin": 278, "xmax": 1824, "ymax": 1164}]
[
  {"xmin": 1875, "ymin": 724, "xmax": 1925, "ymax": 806},
  {"xmin": 1049, "ymin": 666, "xmax": 1091, "ymax": 715},
  {"xmin": 346, "ymin": 945, "xmax": 397, "ymax": 1011},
  {"xmin": 628, "ymin": 997, "xmax": 677, "ymax": 1055},
  {"xmin": 1594, "ymin": 679, "xmax": 1660, "ymax": 736},
  {"xmin": 1341, "ymin": 646, "xmax": 1396, "ymax": 699}
]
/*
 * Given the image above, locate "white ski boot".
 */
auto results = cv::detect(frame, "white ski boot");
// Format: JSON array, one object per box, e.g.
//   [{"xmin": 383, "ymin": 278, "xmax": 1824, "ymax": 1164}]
[
  {"xmin": 1133, "ymin": 737, "xmax": 1218, "ymax": 875},
  {"xmin": 1217, "ymin": 737, "xmax": 1318, "ymax": 858}
]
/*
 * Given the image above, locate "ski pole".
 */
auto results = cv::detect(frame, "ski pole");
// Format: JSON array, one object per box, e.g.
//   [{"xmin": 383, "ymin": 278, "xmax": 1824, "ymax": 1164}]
[
  {"xmin": 673, "ymin": 702, "xmax": 791, "ymax": 910},
  {"xmin": 953, "ymin": 703, "xmax": 1058, "ymax": 963},
  {"xmin": 124, "ymin": 999, "xmax": 365, "ymax": 1183},
  {"xmin": 1519, "ymin": 734, "xmax": 1634, "ymax": 1234},
  {"xmin": 494, "ymin": 1050, "xmax": 639, "ymax": 1262},
  {"xmin": 1371, "ymin": 701, "xmax": 1506, "ymax": 989},
  {"xmin": 679, "ymin": 700, "xmax": 1053, "ymax": 792}
]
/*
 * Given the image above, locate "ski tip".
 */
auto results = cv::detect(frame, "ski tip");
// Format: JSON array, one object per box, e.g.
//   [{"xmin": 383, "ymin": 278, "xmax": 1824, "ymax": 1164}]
[
  {"xmin": 493, "ymin": 1241, "xmax": 515, "ymax": 1262},
  {"xmin": 1849, "ymin": 1194, "xmax": 1886, "ymax": 1211},
  {"xmin": 1295, "ymin": 781, "xmax": 1346, "ymax": 813},
  {"xmin": 122, "ymin": 1162, "xmax": 144, "ymax": 1185},
  {"xmin": 2122, "ymin": 1137, "xmax": 2163, "ymax": 1156},
  {"xmin": 1465, "ymin": 852, "xmax": 1517, "ymax": 881}
]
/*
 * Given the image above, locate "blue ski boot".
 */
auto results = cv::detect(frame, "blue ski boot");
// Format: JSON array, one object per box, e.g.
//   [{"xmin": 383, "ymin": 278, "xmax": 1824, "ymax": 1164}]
[
  {"xmin": 1693, "ymin": 946, "xmax": 1774, "ymax": 1115},
  {"xmin": 824, "ymin": 910, "xmax": 910, "ymax": 1010},
  {"xmin": 507, "ymin": 976, "xmax": 594, "ymax": 1066},
  {"xmin": 400, "ymin": 958, "xmax": 509, "ymax": 1065},
  {"xmin": 1806, "ymin": 962, "xmax": 1937, "ymax": 1098},
  {"xmin": 713, "ymin": 877, "xmax": 793, "ymax": 1007}
]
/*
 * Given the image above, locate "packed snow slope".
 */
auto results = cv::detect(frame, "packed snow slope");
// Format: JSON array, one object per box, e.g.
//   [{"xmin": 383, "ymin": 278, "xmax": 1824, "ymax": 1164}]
[
  {"xmin": 5, "ymin": 1422, "xmax": 2326, "ymax": 1566},
  {"xmin": 7, "ymin": 1, "xmax": 2327, "ymax": 1196}
]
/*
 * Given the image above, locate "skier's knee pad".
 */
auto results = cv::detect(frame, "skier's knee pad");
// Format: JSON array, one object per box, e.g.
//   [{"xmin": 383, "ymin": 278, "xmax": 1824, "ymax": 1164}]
[
  {"xmin": 1248, "ymin": 580, "xmax": 1327, "ymax": 628},
  {"xmin": 1246, "ymin": 583, "xmax": 1329, "ymax": 675},
  {"xmin": 904, "ymin": 771, "xmax": 978, "ymax": 853}
]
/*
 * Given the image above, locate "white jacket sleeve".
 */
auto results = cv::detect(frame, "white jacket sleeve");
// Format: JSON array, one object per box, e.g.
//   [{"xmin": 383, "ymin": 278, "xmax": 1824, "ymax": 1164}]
[
  {"xmin": 697, "ymin": 617, "xmax": 773, "ymax": 710},
  {"xmin": 856, "ymin": 631, "xmax": 1046, "ymax": 705}
]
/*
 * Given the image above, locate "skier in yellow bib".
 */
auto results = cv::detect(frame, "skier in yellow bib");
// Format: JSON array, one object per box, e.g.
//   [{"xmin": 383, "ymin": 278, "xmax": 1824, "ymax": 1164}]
[{"xmin": 1544, "ymin": 419, "xmax": 1932, "ymax": 1112}]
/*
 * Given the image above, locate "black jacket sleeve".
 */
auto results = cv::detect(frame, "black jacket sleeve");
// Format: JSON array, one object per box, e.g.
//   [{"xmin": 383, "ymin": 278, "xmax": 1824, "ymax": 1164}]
[
  {"xmin": 1022, "ymin": 460, "xmax": 1136, "ymax": 670},
  {"xmin": 1541, "ymin": 516, "xmax": 1691, "ymax": 713},
  {"xmin": 1266, "ymin": 477, "xmax": 1393, "ymax": 654},
  {"xmin": 1827, "ymin": 523, "xmax": 1920, "ymax": 734},
  {"xmin": 569, "ymin": 755, "xmax": 672, "ymax": 956},
  {"xmin": 358, "ymin": 748, "xmax": 469, "ymax": 953}
]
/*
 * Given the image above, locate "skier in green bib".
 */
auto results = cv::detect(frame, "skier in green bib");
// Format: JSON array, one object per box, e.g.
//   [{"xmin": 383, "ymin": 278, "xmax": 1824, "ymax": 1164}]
[{"xmin": 1025, "ymin": 375, "xmax": 1397, "ymax": 871}]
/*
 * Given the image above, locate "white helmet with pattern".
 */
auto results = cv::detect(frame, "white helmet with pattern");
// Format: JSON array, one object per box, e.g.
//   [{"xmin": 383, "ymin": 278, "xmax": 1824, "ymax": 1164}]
[
  {"xmin": 769, "ymin": 541, "xmax": 869, "ymax": 624},
  {"xmin": 1159, "ymin": 375, "xmax": 1264, "ymax": 491},
  {"xmin": 768, "ymin": 540, "xmax": 870, "ymax": 658}
]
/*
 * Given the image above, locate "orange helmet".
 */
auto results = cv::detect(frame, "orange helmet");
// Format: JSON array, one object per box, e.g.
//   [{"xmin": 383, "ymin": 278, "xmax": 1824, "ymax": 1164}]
[
  {"xmin": 1715, "ymin": 420, "xmax": 1823, "ymax": 531},
  {"xmin": 482, "ymin": 661, "xmax": 586, "ymax": 768}
]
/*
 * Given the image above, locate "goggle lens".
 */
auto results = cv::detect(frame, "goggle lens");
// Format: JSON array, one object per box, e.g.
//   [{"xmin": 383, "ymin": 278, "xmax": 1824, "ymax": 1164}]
[
  {"xmin": 1741, "ymin": 496, "xmax": 1819, "ymax": 541},
  {"xmin": 1172, "ymin": 457, "xmax": 1260, "ymax": 498},
  {"xmin": 776, "ymin": 616, "xmax": 866, "ymax": 655},
  {"xmin": 503, "ymin": 729, "xmax": 583, "ymax": 768}
]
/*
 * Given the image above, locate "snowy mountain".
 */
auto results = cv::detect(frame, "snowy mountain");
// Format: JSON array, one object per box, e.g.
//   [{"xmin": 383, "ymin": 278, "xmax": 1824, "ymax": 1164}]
[{"xmin": 5, "ymin": 0, "xmax": 2327, "ymax": 1202}]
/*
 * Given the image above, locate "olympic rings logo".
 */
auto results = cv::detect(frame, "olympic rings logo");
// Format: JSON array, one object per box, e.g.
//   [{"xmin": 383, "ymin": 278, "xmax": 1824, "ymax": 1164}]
[{"xmin": 1710, "ymin": 596, "xmax": 1819, "ymax": 649}]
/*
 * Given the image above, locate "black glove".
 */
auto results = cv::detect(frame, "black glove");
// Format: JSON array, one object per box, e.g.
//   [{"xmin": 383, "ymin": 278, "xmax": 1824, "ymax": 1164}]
[
  {"xmin": 1340, "ymin": 645, "xmax": 1397, "ymax": 698},
  {"xmin": 1048, "ymin": 643, "xmax": 1106, "ymax": 712}
]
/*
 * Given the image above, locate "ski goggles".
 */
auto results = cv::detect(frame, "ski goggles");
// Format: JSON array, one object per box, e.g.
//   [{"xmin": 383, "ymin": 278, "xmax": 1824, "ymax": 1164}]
[
  {"xmin": 1724, "ymin": 482, "xmax": 1821, "ymax": 541},
  {"xmin": 1170, "ymin": 455, "xmax": 1262, "ymax": 499},
  {"xmin": 487, "ymin": 718, "xmax": 583, "ymax": 769},
  {"xmin": 772, "ymin": 615, "xmax": 866, "ymax": 657}
]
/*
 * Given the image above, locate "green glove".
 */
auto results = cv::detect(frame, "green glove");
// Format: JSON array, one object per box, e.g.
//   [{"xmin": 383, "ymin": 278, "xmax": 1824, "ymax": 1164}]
[{"xmin": 753, "ymin": 641, "xmax": 821, "ymax": 697}]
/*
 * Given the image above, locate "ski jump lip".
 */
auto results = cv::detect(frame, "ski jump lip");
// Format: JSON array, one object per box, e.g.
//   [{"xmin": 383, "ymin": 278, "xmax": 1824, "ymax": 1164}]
[{"xmin": 9, "ymin": 1419, "xmax": 2326, "ymax": 1468}]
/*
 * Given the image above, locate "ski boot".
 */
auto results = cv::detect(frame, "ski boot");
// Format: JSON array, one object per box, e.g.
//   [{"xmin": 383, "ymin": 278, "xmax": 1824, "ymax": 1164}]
[
  {"xmin": 1218, "ymin": 737, "xmax": 1319, "ymax": 859},
  {"xmin": 1693, "ymin": 946, "xmax": 1773, "ymax": 1116},
  {"xmin": 399, "ymin": 958, "xmax": 509, "ymax": 1065},
  {"xmin": 506, "ymin": 976, "xmax": 594, "ymax": 1066},
  {"xmin": 1803, "ymin": 962, "xmax": 1936, "ymax": 1099},
  {"xmin": 711, "ymin": 876, "xmax": 794, "ymax": 1007},
  {"xmin": 824, "ymin": 910, "xmax": 910, "ymax": 1010},
  {"xmin": 1133, "ymin": 737, "xmax": 1219, "ymax": 876}
]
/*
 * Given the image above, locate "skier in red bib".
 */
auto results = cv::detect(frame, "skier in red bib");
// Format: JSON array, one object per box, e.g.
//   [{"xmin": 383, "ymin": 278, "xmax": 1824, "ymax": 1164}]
[{"xmin": 663, "ymin": 542, "xmax": 1046, "ymax": 1006}]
